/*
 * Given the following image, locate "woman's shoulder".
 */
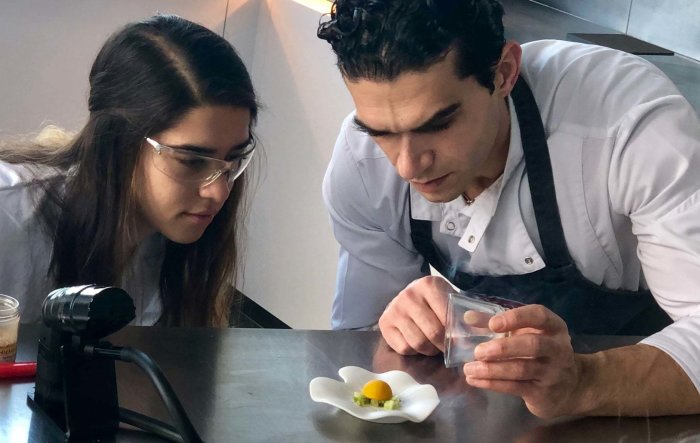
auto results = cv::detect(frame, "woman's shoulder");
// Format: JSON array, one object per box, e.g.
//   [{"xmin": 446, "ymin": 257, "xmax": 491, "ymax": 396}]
[
  {"xmin": 0, "ymin": 162, "xmax": 61, "ymax": 231},
  {"xmin": 0, "ymin": 162, "xmax": 36, "ymax": 213},
  {"xmin": 0, "ymin": 163, "xmax": 56, "ymax": 323},
  {"xmin": 0, "ymin": 161, "xmax": 35, "ymax": 190}
]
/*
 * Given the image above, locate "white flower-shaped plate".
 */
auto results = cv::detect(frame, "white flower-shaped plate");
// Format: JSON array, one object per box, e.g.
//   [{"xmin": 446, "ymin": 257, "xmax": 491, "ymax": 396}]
[{"xmin": 309, "ymin": 366, "xmax": 439, "ymax": 424}]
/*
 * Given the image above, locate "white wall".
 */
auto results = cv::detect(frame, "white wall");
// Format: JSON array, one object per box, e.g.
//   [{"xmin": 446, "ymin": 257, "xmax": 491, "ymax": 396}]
[
  {"xmin": 237, "ymin": 0, "xmax": 353, "ymax": 329},
  {"xmin": 223, "ymin": 0, "xmax": 262, "ymax": 69},
  {"xmin": 0, "ymin": 0, "xmax": 229, "ymax": 135}
]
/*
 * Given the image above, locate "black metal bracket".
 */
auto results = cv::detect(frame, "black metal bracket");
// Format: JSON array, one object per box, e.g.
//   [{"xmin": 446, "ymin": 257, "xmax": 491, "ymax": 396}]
[{"xmin": 27, "ymin": 328, "xmax": 119, "ymax": 441}]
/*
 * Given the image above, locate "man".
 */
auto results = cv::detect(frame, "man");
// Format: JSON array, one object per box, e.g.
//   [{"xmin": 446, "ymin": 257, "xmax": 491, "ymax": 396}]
[{"xmin": 317, "ymin": 0, "xmax": 700, "ymax": 418}]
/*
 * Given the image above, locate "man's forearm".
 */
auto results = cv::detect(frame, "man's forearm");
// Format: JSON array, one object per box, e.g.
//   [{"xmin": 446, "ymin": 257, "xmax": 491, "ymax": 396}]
[{"xmin": 573, "ymin": 344, "xmax": 700, "ymax": 416}]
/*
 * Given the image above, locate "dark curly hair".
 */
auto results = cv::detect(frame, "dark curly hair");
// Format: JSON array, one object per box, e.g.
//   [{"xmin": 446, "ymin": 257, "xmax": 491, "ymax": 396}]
[{"xmin": 318, "ymin": 0, "xmax": 506, "ymax": 92}]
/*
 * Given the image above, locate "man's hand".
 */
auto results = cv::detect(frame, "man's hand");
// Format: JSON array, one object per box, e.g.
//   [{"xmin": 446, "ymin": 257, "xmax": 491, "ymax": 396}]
[
  {"xmin": 463, "ymin": 304, "xmax": 584, "ymax": 418},
  {"xmin": 378, "ymin": 276, "xmax": 454, "ymax": 356}
]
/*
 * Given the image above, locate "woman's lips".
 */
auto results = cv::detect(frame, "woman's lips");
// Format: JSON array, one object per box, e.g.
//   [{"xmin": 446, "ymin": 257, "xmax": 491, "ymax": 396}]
[
  {"xmin": 183, "ymin": 212, "xmax": 215, "ymax": 224},
  {"xmin": 411, "ymin": 174, "xmax": 450, "ymax": 193}
]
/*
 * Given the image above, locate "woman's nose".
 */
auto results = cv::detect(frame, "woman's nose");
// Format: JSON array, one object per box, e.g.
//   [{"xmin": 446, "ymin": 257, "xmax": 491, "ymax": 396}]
[{"xmin": 198, "ymin": 173, "xmax": 231, "ymax": 202}]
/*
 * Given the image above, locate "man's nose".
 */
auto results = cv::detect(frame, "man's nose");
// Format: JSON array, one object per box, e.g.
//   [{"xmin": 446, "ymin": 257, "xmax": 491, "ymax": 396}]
[{"xmin": 394, "ymin": 135, "xmax": 432, "ymax": 181}]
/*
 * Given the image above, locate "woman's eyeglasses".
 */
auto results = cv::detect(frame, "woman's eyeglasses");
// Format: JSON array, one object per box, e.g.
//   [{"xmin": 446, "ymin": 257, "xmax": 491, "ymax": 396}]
[{"xmin": 144, "ymin": 137, "xmax": 255, "ymax": 189}]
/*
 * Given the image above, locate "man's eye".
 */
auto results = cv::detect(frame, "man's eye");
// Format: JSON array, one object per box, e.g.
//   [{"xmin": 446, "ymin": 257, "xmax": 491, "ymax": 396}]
[
  {"xmin": 416, "ymin": 121, "xmax": 451, "ymax": 134},
  {"xmin": 352, "ymin": 122, "xmax": 389, "ymax": 138},
  {"xmin": 431, "ymin": 122, "xmax": 451, "ymax": 132}
]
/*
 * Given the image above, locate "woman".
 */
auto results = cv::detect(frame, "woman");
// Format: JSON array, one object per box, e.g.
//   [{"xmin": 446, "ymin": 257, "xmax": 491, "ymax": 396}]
[{"xmin": 0, "ymin": 14, "xmax": 258, "ymax": 327}]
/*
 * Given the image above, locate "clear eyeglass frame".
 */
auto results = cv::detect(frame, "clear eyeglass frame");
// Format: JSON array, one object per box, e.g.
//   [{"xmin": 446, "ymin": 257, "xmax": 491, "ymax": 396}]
[{"xmin": 144, "ymin": 137, "xmax": 255, "ymax": 189}]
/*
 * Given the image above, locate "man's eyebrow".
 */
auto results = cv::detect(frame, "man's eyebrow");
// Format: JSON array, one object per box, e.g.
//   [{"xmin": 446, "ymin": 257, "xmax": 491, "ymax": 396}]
[{"xmin": 353, "ymin": 103, "xmax": 461, "ymax": 136}]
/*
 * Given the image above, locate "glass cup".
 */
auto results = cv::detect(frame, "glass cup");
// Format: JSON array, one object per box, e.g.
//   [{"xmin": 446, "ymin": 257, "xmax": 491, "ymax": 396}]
[
  {"xmin": 0, "ymin": 294, "xmax": 20, "ymax": 363},
  {"xmin": 444, "ymin": 291, "xmax": 524, "ymax": 368}
]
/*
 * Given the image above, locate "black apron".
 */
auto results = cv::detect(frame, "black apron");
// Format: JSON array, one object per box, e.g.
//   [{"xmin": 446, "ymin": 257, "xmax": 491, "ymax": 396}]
[{"xmin": 410, "ymin": 76, "xmax": 671, "ymax": 336}]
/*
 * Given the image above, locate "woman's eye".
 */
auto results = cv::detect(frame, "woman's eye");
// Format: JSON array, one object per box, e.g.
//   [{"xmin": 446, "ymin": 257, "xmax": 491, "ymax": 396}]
[
  {"xmin": 176, "ymin": 157, "xmax": 207, "ymax": 169},
  {"xmin": 227, "ymin": 146, "xmax": 254, "ymax": 162},
  {"xmin": 225, "ymin": 154, "xmax": 246, "ymax": 165}
]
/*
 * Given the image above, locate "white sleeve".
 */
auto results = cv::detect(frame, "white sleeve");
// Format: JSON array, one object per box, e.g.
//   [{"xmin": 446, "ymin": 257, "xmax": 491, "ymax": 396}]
[
  {"xmin": 609, "ymin": 94, "xmax": 700, "ymax": 392},
  {"xmin": 0, "ymin": 178, "xmax": 53, "ymax": 323},
  {"xmin": 322, "ymin": 115, "xmax": 425, "ymax": 329}
]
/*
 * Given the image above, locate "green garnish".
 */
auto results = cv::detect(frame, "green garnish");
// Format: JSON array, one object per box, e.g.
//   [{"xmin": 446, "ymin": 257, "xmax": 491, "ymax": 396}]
[{"xmin": 353, "ymin": 392, "xmax": 401, "ymax": 410}]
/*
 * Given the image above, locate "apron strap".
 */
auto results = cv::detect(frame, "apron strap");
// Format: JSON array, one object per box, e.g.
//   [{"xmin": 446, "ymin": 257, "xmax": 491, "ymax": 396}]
[{"xmin": 511, "ymin": 76, "xmax": 572, "ymax": 269}]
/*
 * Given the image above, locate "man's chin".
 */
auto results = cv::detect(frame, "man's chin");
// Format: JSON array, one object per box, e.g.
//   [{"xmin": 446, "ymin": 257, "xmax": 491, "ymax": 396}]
[{"xmin": 414, "ymin": 187, "xmax": 462, "ymax": 204}]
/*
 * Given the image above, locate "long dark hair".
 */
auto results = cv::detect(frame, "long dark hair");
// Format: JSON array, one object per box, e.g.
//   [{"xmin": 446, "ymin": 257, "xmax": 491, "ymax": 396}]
[{"xmin": 0, "ymin": 14, "xmax": 258, "ymax": 327}]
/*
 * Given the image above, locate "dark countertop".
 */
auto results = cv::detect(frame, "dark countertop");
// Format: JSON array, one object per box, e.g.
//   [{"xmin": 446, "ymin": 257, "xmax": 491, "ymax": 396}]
[
  {"xmin": 501, "ymin": 0, "xmax": 700, "ymax": 113},
  {"xmin": 2, "ymin": 325, "xmax": 700, "ymax": 442}
]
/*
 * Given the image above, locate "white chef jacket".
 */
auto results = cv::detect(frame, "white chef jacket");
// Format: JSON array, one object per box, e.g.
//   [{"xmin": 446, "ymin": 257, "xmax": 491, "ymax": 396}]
[
  {"xmin": 323, "ymin": 40, "xmax": 700, "ymax": 391},
  {"xmin": 0, "ymin": 161, "xmax": 163, "ymax": 324}
]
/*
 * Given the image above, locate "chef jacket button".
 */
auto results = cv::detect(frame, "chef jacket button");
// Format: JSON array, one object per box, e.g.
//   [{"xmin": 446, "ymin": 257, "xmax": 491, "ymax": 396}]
[
  {"xmin": 524, "ymin": 257, "xmax": 533, "ymax": 265},
  {"xmin": 468, "ymin": 235, "xmax": 475, "ymax": 243},
  {"xmin": 446, "ymin": 221, "xmax": 456, "ymax": 231}
]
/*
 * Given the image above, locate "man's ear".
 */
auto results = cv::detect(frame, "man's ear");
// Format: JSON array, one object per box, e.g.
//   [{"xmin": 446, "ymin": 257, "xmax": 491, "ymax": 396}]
[{"xmin": 493, "ymin": 41, "xmax": 522, "ymax": 97}]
